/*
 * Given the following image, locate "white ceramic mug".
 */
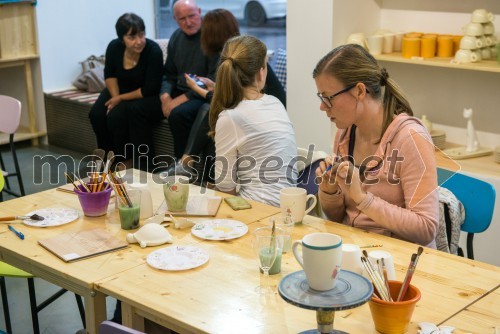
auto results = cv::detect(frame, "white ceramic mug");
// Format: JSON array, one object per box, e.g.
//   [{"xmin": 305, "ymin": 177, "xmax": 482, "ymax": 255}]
[
  {"xmin": 341, "ymin": 244, "xmax": 363, "ymax": 275},
  {"xmin": 481, "ymin": 47, "xmax": 492, "ymax": 59},
  {"xmin": 463, "ymin": 22, "xmax": 484, "ymax": 36},
  {"xmin": 455, "ymin": 49, "xmax": 479, "ymax": 63},
  {"xmin": 366, "ymin": 34, "xmax": 384, "ymax": 55},
  {"xmin": 482, "ymin": 22, "xmax": 495, "ymax": 35},
  {"xmin": 347, "ymin": 33, "xmax": 368, "ymax": 49},
  {"xmin": 393, "ymin": 32, "xmax": 405, "ymax": 52},
  {"xmin": 292, "ymin": 233, "xmax": 342, "ymax": 291},
  {"xmin": 472, "ymin": 9, "xmax": 494, "ymax": 23},
  {"xmin": 383, "ymin": 33, "xmax": 395, "ymax": 53},
  {"xmin": 280, "ymin": 187, "xmax": 317, "ymax": 224},
  {"xmin": 459, "ymin": 36, "xmax": 483, "ymax": 49},
  {"xmin": 368, "ymin": 250, "xmax": 396, "ymax": 280}
]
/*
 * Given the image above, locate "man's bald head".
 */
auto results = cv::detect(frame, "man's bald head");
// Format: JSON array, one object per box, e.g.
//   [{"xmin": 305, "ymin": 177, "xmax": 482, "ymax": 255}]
[{"xmin": 173, "ymin": 0, "xmax": 202, "ymax": 36}]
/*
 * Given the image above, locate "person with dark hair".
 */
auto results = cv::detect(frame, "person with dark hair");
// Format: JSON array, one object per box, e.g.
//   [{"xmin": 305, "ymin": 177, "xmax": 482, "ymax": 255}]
[
  {"xmin": 208, "ymin": 35, "xmax": 297, "ymax": 206},
  {"xmin": 313, "ymin": 44, "xmax": 438, "ymax": 247},
  {"xmin": 88, "ymin": 13, "xmax": 164, "ymax": 169},
  {"xmin": 162, "ymin": 8, "xmax": 286, "ymax": 183}
]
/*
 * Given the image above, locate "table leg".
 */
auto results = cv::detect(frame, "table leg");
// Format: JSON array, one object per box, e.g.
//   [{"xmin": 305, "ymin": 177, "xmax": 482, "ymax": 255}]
[{"xmin": 84, "ymin": 290, "xmax": 107, "ymax": 334}]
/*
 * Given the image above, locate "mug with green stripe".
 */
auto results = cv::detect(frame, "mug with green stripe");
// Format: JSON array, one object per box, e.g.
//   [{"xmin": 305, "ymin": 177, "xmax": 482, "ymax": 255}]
[{"xmin": 292, "ymin": 233, "xmax": 342, "ymax": 291}]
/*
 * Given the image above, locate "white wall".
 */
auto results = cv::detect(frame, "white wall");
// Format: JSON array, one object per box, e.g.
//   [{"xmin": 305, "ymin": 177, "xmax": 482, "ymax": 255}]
[{"xmin": 37, "ymin": 0, "xmax": 156, "ymax": 92}]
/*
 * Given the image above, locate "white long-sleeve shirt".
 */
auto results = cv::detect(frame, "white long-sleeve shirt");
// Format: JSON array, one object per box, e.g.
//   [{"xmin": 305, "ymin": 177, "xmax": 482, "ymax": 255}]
[{"xmin": 214, "ymin": 94, "xmax": 298, "ymax": 207}]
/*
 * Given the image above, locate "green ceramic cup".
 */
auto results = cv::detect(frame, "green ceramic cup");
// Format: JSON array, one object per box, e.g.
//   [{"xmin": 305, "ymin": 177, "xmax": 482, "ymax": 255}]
[
  {"xmin": 118, "ymin": 189, "xmax": 141, "ymax": 230},
  {"xmin": 163, "ymin": 176, "xmax": 190, "ymax": 212}
]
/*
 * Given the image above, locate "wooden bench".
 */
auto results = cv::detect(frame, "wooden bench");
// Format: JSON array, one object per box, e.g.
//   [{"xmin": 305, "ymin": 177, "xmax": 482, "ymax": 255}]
[{"xmin": 44, "ymin": 89, "xmax": 175, "ymax": 159}]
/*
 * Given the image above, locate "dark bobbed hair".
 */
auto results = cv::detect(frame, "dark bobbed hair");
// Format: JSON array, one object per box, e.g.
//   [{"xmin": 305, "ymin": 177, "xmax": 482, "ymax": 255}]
[
  {"xmin": 115, "ymin": 13, "xmax": 145, "ymax": 40},
  {"xmin": 313, "ymin": 44, "xmax": 413, "ymax": 141},
  {"xmin": 209, "ymin": 35, "xmax": 267, "ymax": 137},
  {"xmin": 201, "ymin": 9, "xmax": 240, "ymax": 56}
]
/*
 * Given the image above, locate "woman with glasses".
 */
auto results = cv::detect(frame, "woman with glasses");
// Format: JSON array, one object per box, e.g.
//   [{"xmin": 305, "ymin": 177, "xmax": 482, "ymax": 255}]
[
  {"xmin": 89, "ymin": 13, "xmax": 164, "ymax": 170},
  {"xmin": 314, "ymin": 44, "xmax": 438, "ymax": 248},
  {"xmin": 209, "ymin": 35, "xmax": 297, "ymax": 206}
]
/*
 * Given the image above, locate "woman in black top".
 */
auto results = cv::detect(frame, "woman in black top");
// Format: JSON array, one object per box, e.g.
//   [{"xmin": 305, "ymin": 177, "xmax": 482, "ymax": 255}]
[
  {"xmin": 89, "ymin": 13, "xmax": 164, "ymax": 170},
  {"xmin": 161, "ymin": 9, "xmax": 286, "ymax": 183}
]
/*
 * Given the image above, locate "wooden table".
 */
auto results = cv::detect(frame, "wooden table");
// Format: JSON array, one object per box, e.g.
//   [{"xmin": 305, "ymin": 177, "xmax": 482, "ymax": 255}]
[
  {"xmin": 94, "ymin": 214, "xmax": 500, "ymax": 333},
  {"xmin": 438, "ymin": 284, "xmax": 500, "ymax": 334},
  {"xmin": 0, "ymin": 170, "xmax": 279, "ymax": 334}
]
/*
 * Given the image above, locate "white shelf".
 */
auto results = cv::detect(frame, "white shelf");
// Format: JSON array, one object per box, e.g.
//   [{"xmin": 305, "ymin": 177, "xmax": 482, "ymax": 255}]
[{"xmin": 375, "ymin": 53, "xmax": 500, "ymax": 73}]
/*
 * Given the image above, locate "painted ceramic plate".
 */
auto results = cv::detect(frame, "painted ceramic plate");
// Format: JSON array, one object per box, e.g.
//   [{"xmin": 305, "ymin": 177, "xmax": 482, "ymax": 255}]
[
  {"xmin": 23, "ymin": 208, "xmax": 80, "ymax": 227},
  {"xmin": 146, "ymin": 246, "xmax": 209, "ymax": 271},
  {"xmin": 191, "ymin": 219, "xmax": 248, "ymax": 240},
  {"xmin": 278, "ymin": 270, "xmax": 373, "ymax": 311}
]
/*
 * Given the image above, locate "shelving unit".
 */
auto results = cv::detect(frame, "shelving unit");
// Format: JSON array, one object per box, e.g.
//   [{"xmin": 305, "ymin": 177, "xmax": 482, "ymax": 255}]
[
  {"xmin": 0, "ymin": 0, "xmax": 45, "ymax": 145},
  {"xmin": 375, "ymin": 53, "xmax": 500, "ymax": 73}
]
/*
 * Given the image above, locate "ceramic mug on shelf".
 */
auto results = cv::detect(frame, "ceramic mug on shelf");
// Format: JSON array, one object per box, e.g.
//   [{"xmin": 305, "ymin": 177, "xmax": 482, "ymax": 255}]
[
  {"xmin": 292, "ymin": 233, "xmax": 342, "ymax": 291},
  {"xmin": 280, "ymin": 187, "xmax": 317, "ymax": 224},
  {"xmin": 437, "ymin": 35, "xmax": 454, "ymax": 57},
  {"xmin": 454, "ymin": 49, "xmax": 479, "ymax": 63},
  {"xmin": 482, "ymin": 22, "xmax": 495, "ymax": 35},
  {"xmin": 471, "ymin": 9, "xmax": 494, "ymax": 23},
  {"xmin": 393, "ymin": 31, "xmax": 405, "ymax": 52},
  {"xmin": 366, "ymin": 34, "xmax": 384, "ymax": 55},
  {"xmin": 460, "ymin": 35, "xmax": 483, "ymax": 50},
  {"xmin": 347, "ymin": 32, "xmax": 368, "ymax": 49},
  {"xmin": 383, "ymin": 33, "xmax": 395, "ymax": 53},
  {"xmin": 463, "ymin": 22, "xmax": 484, "ymax": 36},
  {"xmin": 421, "ymin": 36, "xmax": 436, "ymax": 58},
  {"xmin": 401, "ymin": 37, "xmax": 421, "ymax": 58}
]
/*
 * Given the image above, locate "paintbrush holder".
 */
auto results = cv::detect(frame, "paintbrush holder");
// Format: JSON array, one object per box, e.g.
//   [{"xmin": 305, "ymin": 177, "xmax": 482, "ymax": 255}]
[
  {"xmin": 74, "ymin": 183, "xmax": 112, "ymax": 217},
  {"xmin": 368, "ymin": 280, "xmax": 421, "ymax": 334}
]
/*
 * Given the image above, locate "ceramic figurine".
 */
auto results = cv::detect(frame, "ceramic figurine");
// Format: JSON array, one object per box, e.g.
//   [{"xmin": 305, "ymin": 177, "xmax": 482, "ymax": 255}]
[
  {"xmin": 463, "ymin": 108, "xmax": 479, "ymax": 152},
  {"xmin": 126, "ymin": 223, "xmax": 173, "ymax": 248}
]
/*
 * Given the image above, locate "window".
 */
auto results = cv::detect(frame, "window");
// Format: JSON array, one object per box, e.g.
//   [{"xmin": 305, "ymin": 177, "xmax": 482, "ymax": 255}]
[{"xmin": 154, "ymin": 0, "xmax": 286, "ymax": 51}]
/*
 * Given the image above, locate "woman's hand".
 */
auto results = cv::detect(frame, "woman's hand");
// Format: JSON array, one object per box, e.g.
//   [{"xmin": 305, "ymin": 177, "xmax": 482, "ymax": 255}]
[
  {"xmin": 105, "ymin": 95, "xmax": 123, "ymax": 113},
  {"xmin": 184, "ymin": 73, "xmax": 199, "ymax": 91},
  {"xmin": 198, "ymin": 77, "xmax": 215, "ymax": 91},
  {"xmin": 335, "ymin": 162, "xmax": 367, "ymax": 205},
  {"xmin": 315, "ymin": 156, "xmax": 341, "ymax": 195}
]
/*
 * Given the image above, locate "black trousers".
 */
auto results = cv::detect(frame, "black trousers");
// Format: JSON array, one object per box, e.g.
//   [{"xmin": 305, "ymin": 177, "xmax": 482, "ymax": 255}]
[
  {"xmin": 167, "ymin": 98, "xmax": 205, "ymax": 159},
  {"xmin": 89, "ymin": 89, "xmax": 163, "ymax": 166},
  {"xmin": 175, "ymin": 102, "xmax": 215, "ymax": 183}
]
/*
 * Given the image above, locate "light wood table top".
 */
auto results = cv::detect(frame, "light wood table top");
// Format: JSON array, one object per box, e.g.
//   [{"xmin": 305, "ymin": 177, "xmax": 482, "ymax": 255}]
[
  {"xmin": 0, "ymin": 170, "xmax": 279, "ymax": 334},
  {"xmin": 438, "ymin": 284, "xmax": 500, "ymax": 334},
  {"xmin": 95, "ymin": 214, "xmax": 500, "ymax": 333}
]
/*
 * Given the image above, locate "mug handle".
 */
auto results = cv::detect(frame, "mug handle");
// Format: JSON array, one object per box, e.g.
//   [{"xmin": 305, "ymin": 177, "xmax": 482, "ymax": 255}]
[
  {"xmin": 303, "ymin": 194, "xmax": 318, "ymax": 216},
  {"xmin": 292, "ymin": 240, "xmax": 304, "ymax": 268}
]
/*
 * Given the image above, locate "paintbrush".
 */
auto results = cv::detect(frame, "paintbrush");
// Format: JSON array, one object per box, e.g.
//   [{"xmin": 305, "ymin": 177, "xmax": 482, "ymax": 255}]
[
  {"xmin": 0, "ymin": 214, "xmax": 44, "ymax": 222},
  {"xmin": 397, "ymin": 252, "xmax": 418, "ymax": 301},
  {"xmin": 96, "ymin": 150, "xmax": 114, "ymax": 192},
  {"xmin": 64, "ymin": 172, "xmax": 79, "ymax": 191}
]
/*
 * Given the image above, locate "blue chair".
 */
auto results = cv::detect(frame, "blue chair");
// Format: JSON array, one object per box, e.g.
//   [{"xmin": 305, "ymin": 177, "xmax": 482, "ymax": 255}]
[
  {"xmin": 297, "ymin": 159, "xmax": 321, "ymax": 195},
  {"xmin": 437, "ymin": 167, "xmax": 496, "ymax": 259}
]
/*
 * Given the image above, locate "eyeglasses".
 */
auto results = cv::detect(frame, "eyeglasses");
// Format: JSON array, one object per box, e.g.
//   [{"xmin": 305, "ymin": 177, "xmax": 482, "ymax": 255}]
[{"xmin": 317, "ymin": 84, "xmax": 356, "ymax": 108}]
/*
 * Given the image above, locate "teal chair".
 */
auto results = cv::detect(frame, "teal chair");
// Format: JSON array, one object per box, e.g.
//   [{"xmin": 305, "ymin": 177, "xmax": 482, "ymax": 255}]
[
  {"xmin": 0, "ymin": 172, "xmax": 85, "ymax": 333},
  {"xmin": 437, "ymin": 168, "xmax": 496, "ymax": 259}
]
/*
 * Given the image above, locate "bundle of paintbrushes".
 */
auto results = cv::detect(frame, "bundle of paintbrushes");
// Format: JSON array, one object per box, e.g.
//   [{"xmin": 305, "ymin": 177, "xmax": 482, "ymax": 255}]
[
  {"xmin": 397, "ymin": 246, "xmax": 423, "ymax": 301},
  {"xmin": 65, "ymin": 150, "xmax": 114, "ymax": 193},
  {"xmin": 107, "ymin": 171, "xmax": 133, "ymax": 208},
  {"xmin": 361, "ymin": 250, "xmax": 392, "ymax": 301}
]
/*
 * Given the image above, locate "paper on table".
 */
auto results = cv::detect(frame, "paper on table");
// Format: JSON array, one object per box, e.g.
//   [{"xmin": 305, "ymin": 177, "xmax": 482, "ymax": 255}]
[{"xmin": 160, "ymin": 195, "xmax": 222, "ymax": 217}]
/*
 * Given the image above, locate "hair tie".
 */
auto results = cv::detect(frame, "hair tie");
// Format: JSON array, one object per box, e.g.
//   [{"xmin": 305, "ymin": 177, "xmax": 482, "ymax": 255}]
[
  {"xmin": 225, "ymin": 57, "xmax": 234, "ymax": 64},
  {"xmin": 380, "ymin": 68, "xmax": 389, "ymax": 86}
]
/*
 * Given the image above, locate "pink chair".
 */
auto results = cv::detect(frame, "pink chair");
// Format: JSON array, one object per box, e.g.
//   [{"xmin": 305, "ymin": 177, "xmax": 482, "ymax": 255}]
[{"xmin": 0, "ymin": 95, "xmax": 25, "ymax": 198}]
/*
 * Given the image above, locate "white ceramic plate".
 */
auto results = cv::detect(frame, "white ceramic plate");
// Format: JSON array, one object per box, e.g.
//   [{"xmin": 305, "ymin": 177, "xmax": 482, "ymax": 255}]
[
  {"xmin": 146, "ymin": 246, "xmax": 209, "ymax": 271},
  {"xmin": 23, "ymin": 208, "xmax": 79, "ymax": 227},
  {"xmin": 191, "ymin": 219, "xmax": 248, "ymax": 241}
]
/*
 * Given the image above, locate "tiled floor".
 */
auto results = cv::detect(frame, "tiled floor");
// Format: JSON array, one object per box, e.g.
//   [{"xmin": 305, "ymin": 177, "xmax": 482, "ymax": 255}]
[{"xmin": 0, "ymin": 143, "xmax": 117, "ymax": 334}]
